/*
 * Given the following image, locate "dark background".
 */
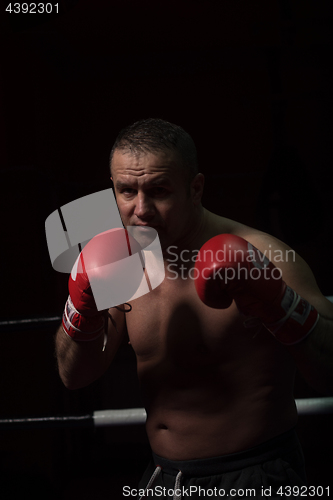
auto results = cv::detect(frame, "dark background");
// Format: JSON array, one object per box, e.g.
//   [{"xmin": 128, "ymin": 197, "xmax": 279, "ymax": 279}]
[{"xmin": 0, "ymin": 0, "xmax": 332, "ymax": 498}]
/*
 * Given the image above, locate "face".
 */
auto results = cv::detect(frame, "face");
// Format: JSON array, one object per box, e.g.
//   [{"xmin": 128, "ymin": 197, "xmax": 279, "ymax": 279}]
[{"xmin": 111, "ymin": 149, "xmax": 204, "ymax": 251}]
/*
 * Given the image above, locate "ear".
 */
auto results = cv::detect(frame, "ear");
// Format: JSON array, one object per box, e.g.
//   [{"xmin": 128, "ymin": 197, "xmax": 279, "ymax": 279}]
[{"xmin": 190, "ymin": 173, "xmax": 205, "ymax": 205}]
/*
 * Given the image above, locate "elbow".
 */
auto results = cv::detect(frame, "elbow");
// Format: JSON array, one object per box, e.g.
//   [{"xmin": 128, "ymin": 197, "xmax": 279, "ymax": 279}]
[
  {"xmin": 58, "ymin": 366, "xmax": 101, "ymax": 390},
  {"xmin": 61, "ymin": 379, "xmax": 82, "ymax": 391},
  {"xmin": 58, "ymin": 369, "xmax": 88, "ymax": 391}
]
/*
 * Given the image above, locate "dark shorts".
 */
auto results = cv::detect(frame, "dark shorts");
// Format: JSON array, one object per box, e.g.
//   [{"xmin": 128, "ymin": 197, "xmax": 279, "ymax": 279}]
[{"xmin": 138, "ymin": 429, "xmax": 307, "ymax": 499}]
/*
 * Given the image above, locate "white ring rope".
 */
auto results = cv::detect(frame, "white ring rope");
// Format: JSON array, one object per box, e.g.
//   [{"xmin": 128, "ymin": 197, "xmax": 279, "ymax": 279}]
[
  {"xmin": 1, "ymin": 399, "xmax": 332, "ymax": 430},
  {"xmin": 93, "ymin": 407, "xmax": 147, "ymax": 427},
  {"xmin": 295, "ymin": 397, "xmax": 333, "ymax": 416},
  {"xmin": 92, "ymin": 398, "xmax": 333, "ymax": 426}
]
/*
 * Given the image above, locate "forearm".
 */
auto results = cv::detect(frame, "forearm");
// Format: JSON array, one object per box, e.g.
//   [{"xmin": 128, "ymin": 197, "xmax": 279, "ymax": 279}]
[
  {"xmin": 288, "ymin": 316, "xmax": 333, "ymax": 395},
  {"xmin": 55, "ymin": 324, "xmax": 109, "ymax": 390}
]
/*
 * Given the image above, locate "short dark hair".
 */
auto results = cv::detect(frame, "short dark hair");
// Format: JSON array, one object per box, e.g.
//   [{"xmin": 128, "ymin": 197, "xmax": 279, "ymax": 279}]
[{"xmin": 110, "ymin": 118, "xmax": 198, "ymax": 181}]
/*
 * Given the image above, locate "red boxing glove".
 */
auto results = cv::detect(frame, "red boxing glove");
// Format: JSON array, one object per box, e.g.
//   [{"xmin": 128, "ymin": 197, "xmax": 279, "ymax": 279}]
[
  {"xmin": 62, "ymin": 228, "xmax": 141, "ymax": 343},
  {"xmin": 194, "ymin": 234, "xmax": 319, "ymax": 345}
]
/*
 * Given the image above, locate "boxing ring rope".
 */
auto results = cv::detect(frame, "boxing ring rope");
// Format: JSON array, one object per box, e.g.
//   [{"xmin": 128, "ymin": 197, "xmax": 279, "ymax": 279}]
[
  {"xmin": 1, "ymin": 298, "xmax": 332, "ymax": 332},
  {"xmin": 1, "ymin": 296, "xmax": 332, "ymax": 332},
  {"xmin": 0, "ymin": 315, "xmax": 62, "ymax": 332},
  {"xmin": 0, "ymin": 400, "xmax": 333, "ymax": 431},
  {"xmin": 0, "ymin": 296, "xmax": 332, "ymax": 430}
]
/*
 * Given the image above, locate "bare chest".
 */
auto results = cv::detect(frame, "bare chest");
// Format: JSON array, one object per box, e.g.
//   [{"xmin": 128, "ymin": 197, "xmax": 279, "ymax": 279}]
[{"xmin": 126, "ymin": 275, "xmax": 256, "ymax": 367}]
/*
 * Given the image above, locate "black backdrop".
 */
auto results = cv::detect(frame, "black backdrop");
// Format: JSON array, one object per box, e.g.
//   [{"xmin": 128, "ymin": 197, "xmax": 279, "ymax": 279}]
[{"xmin": 0, "ymin": 1, "xmax": 332, "ymax": 498}]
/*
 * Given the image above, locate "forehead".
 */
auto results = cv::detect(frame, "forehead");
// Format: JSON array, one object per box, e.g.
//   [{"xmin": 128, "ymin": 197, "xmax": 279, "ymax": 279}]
[{"xmin": 111, "ymin": 149, "xmax": 185, "ymax": 183}]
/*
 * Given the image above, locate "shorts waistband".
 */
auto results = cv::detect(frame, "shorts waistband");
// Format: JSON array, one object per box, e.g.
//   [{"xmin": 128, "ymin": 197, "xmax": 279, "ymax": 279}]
[{"xmin": 152, "ymin": 428, "xmax": 300, "ymax": 476}]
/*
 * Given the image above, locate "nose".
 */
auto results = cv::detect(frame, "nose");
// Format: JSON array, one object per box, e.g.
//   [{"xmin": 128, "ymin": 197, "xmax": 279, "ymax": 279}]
[{"xmin": 134, "ymin": 192, "xmax": 155, "ymax": 220}]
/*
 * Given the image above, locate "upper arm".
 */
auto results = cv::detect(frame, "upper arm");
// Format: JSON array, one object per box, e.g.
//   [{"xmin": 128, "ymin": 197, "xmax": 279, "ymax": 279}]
[{"xmin": 245, "ymin": 232, "xmax": 333, "ymax": 321}]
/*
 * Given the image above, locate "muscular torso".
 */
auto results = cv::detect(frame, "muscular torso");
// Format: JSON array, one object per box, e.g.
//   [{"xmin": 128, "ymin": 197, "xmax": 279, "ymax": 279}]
[{"xmin": 125, "ymin": 213, "xmax": 298, "ymax": 460}]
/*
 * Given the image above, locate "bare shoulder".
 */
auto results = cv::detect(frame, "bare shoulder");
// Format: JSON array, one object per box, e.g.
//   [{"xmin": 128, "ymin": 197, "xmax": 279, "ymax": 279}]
[{"xmin": 227, "ymin": 220, "xmax": 333, "ymax": 319}]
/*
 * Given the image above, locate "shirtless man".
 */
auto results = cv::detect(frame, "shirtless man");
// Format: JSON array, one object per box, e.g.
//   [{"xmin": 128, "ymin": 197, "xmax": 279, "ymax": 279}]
[{"xmin": 56, "ymin": 119, "xmax": 333, "ymax": 498}]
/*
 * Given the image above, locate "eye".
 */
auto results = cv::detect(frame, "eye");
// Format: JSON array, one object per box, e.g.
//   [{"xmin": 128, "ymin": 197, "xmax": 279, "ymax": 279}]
[{"xmin": 121, "ymin": 188, "xmax": 136, "ymax": 195}]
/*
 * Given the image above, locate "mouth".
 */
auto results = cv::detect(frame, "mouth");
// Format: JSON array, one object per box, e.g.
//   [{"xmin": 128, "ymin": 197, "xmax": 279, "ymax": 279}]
[{"xmin": 128, "ymin": 225, "xmax": 159, "ymax": 249}]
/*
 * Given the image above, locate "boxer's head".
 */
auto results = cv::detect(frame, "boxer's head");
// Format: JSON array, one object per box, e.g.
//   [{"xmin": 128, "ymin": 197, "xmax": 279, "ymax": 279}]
[
  {"xmin": 110, "ymin": 119, "xmax": 204, "ymax": 250},
  {"xmin": 110, "ymin": 118, "xmax": 198, "ymax": 186}
]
